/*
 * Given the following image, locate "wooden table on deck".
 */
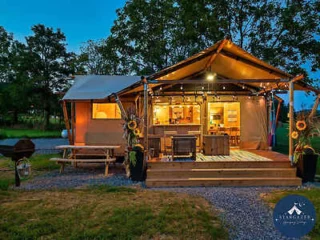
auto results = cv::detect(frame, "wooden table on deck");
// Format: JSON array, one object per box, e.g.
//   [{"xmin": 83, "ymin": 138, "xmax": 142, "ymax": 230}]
[{"xmin": 50, "ymin": 145, "xmax": 120, "ymax": 176}]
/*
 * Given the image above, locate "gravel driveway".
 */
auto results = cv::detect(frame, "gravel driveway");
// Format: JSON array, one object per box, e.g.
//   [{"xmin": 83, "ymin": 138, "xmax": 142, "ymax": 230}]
[{"xmin": 18, "ymin": 165, "xmax": 143, "ymax": 190}]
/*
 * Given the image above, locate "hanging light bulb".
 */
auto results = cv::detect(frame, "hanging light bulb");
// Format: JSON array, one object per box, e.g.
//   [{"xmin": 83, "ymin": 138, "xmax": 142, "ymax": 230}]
[
  {"xmin": 160, "ymin": 86, "xmax": 162, "ymax": 91},
  {"xmin": 223, "ymin": 85, "xmax": 226, "ymax": 90},
  {"xmin": 206, "ymin": 72, "xmax": 216, "ymax": 81},
  {"xmin": 242, "ymin": 84, "xmax": 245, "ymax": 89},
  {"xmin": 202, "ymin": 86, "xmax": 204, "ymax": 90},
  {"xmin": 180, "ymin": 84, "xmax": 183, "ymax": 90}
]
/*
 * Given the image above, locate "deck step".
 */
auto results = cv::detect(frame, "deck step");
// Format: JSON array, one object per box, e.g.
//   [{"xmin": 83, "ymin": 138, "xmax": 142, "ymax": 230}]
[
  {"xmin": 147, "ymin": 168, "xmax": 296, "ymax": 179},
  {"xmin": 147, "ymin": 161, "xmax": 292, "ymax": 169},
  {"xmin": 146, "ymin": 177, "xmax": 302, "ymax": 187}
]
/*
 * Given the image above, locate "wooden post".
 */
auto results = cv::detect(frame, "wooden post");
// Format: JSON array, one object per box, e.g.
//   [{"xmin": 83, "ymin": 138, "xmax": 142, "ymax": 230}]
[
  {"xmin": 62, "ymin": 101, "xmax": 72, "ymax": 144},
  {"xmin": 288, "ymin": 81, "xmax": 294, "ymax": 164},
  {"xmin": 71, "ymin": 102, "xmax": 75, "ymax": 145},
  {"xmin": 275, "ymin": 99, "xmax": 283, "ymax": 127},
  {"xmin": 143, "ymin": 79, "xmax": 149, "ymax": 159},
  {"xmin": 308, "ymin": 94, "xmax": 320, "ymax": 120}
]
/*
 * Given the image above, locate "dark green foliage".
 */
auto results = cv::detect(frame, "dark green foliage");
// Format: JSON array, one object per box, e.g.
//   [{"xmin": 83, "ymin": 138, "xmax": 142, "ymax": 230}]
[{"xmin": 79, "ymin": 0, "xmax": 319, "ymax": 89}]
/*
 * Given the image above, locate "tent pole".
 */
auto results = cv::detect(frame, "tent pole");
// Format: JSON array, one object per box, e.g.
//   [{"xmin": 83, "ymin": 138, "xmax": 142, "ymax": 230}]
[
  {"xmin": 308, "ymin": 94, "xmax": 320, "ymax": 120},
  {"xmin": 143, "ymin": 78, "xmax": 149, "ymax": 159},
  {"xmin": 288, "ymin": 81, "xmax": 294, "ymax": 164},
  {"xmin": 71, "ymin": 102, "xmax": 75, "ymax": 145},
  {"xmin": 275, "ymin": 98, "xmax": 283, "ymax": 128},
  {"xmin": 62, "ymin": 101, "xmax": 72, "ymax": 144}
]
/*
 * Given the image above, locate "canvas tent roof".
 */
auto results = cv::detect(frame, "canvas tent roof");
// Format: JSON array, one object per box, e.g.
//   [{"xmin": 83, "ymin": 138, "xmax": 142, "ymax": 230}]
[
  {"xmin": 122, "ymin": 39, "xmax": 319, "ymax": 94},
  {"xmin": 63, "ymin": 75, "xmax": 141, "ymax": 100}
]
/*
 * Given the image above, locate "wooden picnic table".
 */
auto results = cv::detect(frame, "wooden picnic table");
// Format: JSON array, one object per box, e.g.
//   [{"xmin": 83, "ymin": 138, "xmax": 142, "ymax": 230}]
[{"xmin": 50, "ymin": 145, "xmax": 120, "ymax": 176}]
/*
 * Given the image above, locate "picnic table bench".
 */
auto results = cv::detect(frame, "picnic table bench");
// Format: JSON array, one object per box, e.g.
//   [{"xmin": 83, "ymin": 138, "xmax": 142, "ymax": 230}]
[{"xmin": 50, "ymin": 145, "xmax": 120, "ymax": 176}]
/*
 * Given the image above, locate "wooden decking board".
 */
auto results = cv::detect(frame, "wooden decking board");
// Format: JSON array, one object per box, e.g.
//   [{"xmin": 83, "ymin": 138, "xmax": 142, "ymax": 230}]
[
  {"xmin": 147, "ymin": 168, "xmax": 296, "ymax": 179},
  {"xmin": 145, "ymin": 150, "xmax": 301, "ymax": 187},
  {"xmin": 146, "ymin": 177, "xmax": 302, "ymax": 187},
  {"xmin": 147, "ymin": 161, "xmax": 292, "ymax": 169}
]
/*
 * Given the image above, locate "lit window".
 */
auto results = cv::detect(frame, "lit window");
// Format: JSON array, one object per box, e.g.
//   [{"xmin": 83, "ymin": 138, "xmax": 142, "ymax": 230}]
[
  {"xmin": 153, "ymin": 104, "xmax": 200, "ymax": 125},
  {"xmin": 92, "ymin": 103, "xmax": 121, "ymax": 119}
]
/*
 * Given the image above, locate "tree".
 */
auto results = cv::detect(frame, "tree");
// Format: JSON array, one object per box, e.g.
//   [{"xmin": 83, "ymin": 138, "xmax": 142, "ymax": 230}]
[
  {"xmin": 0, "ymin": 26, "xmax": 13, "ymax": 82},
  {"xmin": 214, "ymin": 0, "xmax": 320, "ymax": 85},
  {"xmin": 26, "ymin": 24, "xmax": 73, "ymax": 129},
  {"xmin": 106, "ymin": 0, "xmax": 224, "ymax": 75},
  {"xmin": 101, "ymin": 0, "xmax": 319, "ymax": 86}
]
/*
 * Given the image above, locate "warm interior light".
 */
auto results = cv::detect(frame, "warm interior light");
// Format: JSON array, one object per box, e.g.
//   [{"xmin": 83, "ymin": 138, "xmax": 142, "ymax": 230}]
[{"xmin": 206, "ymin": 72, "xmax": 217, "ymax": 81}]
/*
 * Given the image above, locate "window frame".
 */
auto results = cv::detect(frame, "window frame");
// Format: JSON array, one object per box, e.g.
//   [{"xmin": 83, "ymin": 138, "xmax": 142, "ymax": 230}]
[{"xmin": 91, "ymin": 102, "xmax": 122, "ymax": 120}]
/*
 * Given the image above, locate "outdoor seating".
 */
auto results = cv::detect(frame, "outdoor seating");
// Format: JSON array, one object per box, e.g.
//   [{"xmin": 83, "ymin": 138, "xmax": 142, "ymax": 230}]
[
  {"xmin": 229, "ymin": 127, "xmax": 240, "ymax": 146},
  {"xmin": 50, "ymin": 145, "xmax": 119, "ymax": 176}
]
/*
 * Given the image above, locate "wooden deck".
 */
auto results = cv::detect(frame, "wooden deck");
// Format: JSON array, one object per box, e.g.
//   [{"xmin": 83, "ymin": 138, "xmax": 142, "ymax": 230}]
[{"xmin": 146, "ymin": 150, "xmax": 302, "ymax": 187}]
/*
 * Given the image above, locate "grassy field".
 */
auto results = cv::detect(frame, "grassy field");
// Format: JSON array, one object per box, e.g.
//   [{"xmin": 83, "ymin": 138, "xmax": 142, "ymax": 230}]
[
  {"xmin": 274, "ymin": 123, "xmax": 320, "ymax": 174},
  {"xmin": 0, "ymin": 154, "xmax": 60, "ymax": 190},
  {"xmin": 0, "ymin": 186, "xmax": 228, "ymax": 240},
  {"xmin": 262, "ymin": 188, "xmax": 320, "ymax": 239},
  {"xmin": 0, "ymin": 128, "xmax": 61, "ymax": 139}
]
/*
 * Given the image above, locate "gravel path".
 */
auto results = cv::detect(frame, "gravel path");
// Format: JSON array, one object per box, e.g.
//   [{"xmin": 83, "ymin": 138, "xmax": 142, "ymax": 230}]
[
  {"xmin": 0, "ymin": 138, "xmax": 68, "ymax": 154},
  {"xmin": 154, "ymin": 186, "xmax": 313, "ymax": 240},
  {"xmin": 18, "ymin": 165, "xmax": 143, "ymax": 190}
]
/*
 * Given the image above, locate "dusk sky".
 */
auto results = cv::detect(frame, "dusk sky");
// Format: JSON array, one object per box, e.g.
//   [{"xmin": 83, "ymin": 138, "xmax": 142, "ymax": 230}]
[{"xmin": 0, "ymin": 0, "xmax": 318, "ymax": 110}]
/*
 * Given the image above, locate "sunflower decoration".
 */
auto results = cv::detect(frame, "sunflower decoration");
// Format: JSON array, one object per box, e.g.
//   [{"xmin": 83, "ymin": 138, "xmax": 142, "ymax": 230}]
[
  {"xmin": 292, "ymin": 111, "xmax": 319, "ymax": 164},
  {"xmin": 291, "ymin": 131, "xmax": 298, "ymax": 139},
  {"xmin": 128, "ymin": 120, "xmax": 137, "ymax": 130},
  {"xmin": 134, "ymin": 128, "xmax": 140, "ymax": 136},
  {"xmin": 296, "ymin": 120, "xmax": 307, "ymax": 131}
]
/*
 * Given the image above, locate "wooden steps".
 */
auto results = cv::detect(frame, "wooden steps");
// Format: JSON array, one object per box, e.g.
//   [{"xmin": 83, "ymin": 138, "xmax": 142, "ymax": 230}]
[{"xmin": 146, "ymin": 161, "xmax": 302, "ymax": 187}]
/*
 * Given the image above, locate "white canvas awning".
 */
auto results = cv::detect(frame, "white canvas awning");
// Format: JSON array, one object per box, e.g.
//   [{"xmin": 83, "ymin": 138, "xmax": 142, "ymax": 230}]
[{"xmin": 63, "ymin": 75, "xmax": 141, "ymax": 100}]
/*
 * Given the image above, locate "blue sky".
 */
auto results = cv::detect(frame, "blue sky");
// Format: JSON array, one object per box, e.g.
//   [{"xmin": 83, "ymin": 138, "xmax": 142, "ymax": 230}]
[
  {"xmin": 0, "ymin": 0, "xmax": 126, "ymax": 52},
  {"xmin": 0, "ymin": 0, "xmax": 318, "ymax": 110}
]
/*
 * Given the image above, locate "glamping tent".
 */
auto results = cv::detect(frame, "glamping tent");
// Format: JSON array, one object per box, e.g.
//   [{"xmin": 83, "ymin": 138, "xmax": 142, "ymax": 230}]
[
  {"xmin": 62, "ymin": 75, "xmax": 141, "ymax": 156},
  {"xmin": 62, "ymin": 39, "xmax": 320, "ymax": 161}
]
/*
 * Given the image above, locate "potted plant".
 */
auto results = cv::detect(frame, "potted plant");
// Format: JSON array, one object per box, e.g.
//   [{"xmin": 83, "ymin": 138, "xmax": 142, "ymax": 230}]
[
  {"xmin": 123, "ymin": 107, "xmax": 146, "ymax": 181},
  {"xmin": 292, "ymin": 111, "xmax": 319, "ymax": 182}
]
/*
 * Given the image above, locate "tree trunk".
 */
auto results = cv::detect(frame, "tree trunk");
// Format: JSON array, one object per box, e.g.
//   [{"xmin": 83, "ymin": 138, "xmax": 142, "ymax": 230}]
[{"xmin": 12, "ymin": 110, "xmax": 19, "ymax": 125}]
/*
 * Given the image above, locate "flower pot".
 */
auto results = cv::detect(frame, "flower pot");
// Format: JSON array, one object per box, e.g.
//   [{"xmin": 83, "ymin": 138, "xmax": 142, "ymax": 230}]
[
  {"xmin": 296, "ymin": 155, "xmax": 318, "ymax": 182},
  {"xmin": 129, "ymin": 150, "xmax": 146, "ymax": 181}
]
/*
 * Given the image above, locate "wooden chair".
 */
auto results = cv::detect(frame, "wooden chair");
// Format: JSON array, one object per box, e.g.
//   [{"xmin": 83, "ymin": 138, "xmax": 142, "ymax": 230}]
[
  {"xmin": 164, "ymin": 131, "xmax": 177, "ymax": 155},
  {"xmin": 229, "ymin": 127, "xmax": 240, "ymax": 146}
]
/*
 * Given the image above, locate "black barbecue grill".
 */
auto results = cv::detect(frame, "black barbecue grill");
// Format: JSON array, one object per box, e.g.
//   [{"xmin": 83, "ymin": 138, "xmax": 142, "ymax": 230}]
[{"xmin": 0, "ymin": 139, "xmax": 35, "ymax": 186}]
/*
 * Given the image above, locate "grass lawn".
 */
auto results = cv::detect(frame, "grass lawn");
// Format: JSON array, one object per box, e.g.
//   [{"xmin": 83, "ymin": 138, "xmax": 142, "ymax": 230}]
[
  {"xmin": 0, "ymin": 186, "xmax": 228, "ymax": 240},
  {"xmin": 0, "ymin": 128, "xmax": 61, "ymax": 139},
  {"xmin": 262, "ymin": 188, "xmax": 320, "ymax": 239},
  {"xmin": 0, "ymin": 154, "xmax": 60, "ymax": 190},
  {"xmin": 274, "ymin": 123, "xmax": 320, "ymax": 175}
]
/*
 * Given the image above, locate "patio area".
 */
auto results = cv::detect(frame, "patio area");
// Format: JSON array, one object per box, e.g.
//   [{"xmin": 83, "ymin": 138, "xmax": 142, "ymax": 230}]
[{"xmin": 150, "ymin": 149, "xmax": 289, "ymax": 162}]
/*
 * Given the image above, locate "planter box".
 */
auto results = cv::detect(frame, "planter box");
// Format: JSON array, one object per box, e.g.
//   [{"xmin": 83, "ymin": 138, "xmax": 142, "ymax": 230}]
[
  {"xmin": 129, "ymin": 150, "xmax": 146, "ymax": 181},
  {"xmin": 296, "ymin": 155, "xmax": 318, "ymax": 182}
]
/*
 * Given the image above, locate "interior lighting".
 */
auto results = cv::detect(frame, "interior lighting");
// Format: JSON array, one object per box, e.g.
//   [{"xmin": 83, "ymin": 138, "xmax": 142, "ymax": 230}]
[{"xmin": 206, "ymin": 72, "xmax": 217, "ymax": 81}]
